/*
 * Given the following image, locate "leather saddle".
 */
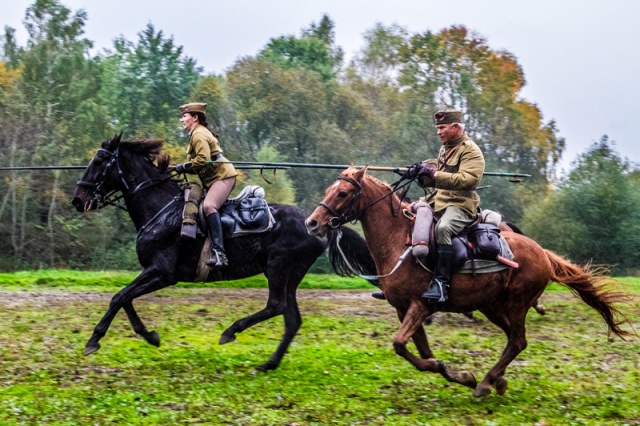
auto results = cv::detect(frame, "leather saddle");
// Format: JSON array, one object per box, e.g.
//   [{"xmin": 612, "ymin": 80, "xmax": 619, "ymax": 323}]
[
  {"xmin": 408, "ymin": 202, "xmax": 517, "ymax": 274},
  {"xmin": 181, "ymin": 184, "xmax": 275, "ymax": 240},
  {"xmin": 217, "ymin": 186, "xmax": 275, "ymax": 238}
]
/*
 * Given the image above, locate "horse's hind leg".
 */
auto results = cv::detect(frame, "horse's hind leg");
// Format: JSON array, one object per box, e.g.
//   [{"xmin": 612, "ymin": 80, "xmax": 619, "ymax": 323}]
[
  {"xmin": 473, "ymin": 309, "xmax": 528, "ymax": 397},
  {"xmin": 394, "ymin": 301, "xmax": 477, "ymax": 389},
  {"xmin": 123, "ymin": 302, "xmax": 160, "ymax": 347},
  {"xmin": 219, "ymin": 294, "xmax": 285, "ymax": 344},
  {"xmin": 85, "ymin": 269, "xmax": 171, "ymax": 355},
  {"xmin": 256, "ymin": 282, "xmax": 302, "ymax": 372}
]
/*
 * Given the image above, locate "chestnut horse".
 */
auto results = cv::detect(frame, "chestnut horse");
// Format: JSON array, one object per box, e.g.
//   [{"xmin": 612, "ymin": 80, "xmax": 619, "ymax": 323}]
[{"xmin": 305, "ymin": 165, "xmax": 633, "ymax": 397}]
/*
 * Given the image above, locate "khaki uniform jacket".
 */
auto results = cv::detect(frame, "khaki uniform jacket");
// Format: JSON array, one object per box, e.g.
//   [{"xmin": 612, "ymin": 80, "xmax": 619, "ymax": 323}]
[
  {"xmin": 420, "ymin": 133, "xmax": 485, "ymax": 217},
  {"xmin": 185, "ymin": 124, "xmax": 237, "ymax": 188}
]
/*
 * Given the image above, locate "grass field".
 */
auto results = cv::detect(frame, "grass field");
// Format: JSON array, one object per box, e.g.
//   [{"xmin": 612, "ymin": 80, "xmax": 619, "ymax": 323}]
[{"xmin": 0, "ymin": 270, "xmax": 638, "ymax": 425}]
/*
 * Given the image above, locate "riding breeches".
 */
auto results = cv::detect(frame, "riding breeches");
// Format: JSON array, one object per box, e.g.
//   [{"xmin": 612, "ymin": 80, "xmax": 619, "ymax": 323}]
[
  {"xmin": 203, "ymin": 177, "xmax": 236, "ymax": 215},
  {"xmin": 434, "ymin": 206, "xmax": 474, "ymax": 245}
]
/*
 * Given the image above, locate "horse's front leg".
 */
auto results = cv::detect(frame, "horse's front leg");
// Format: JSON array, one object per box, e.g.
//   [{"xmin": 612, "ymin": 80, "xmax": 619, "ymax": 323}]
[
  {"xmin": 220, "ymin": 268, "xmax": 305, "ymax": 372},
  {"xmin": 84, "ymin": 269, "xmax": 171, "ymax": 355},
  {"xmin": 393, "ymin": 300, "xmax": 477, "ymax": 389}
]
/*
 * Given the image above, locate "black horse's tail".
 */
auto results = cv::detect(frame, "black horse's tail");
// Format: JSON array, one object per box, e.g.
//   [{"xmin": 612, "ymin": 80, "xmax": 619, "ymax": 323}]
[
  {"xmin": 327, "ymin": 227, "xmax": 380, "ymax": 288},
  {"xmin": 504, "ymin": 221, "xmax": 525, "ymax": 235}
]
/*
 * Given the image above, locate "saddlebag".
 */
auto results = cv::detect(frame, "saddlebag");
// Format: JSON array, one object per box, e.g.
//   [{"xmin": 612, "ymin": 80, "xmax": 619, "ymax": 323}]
[{"xmin": 468, "ymin": 223, "xmax": 502, "ymax": 260}]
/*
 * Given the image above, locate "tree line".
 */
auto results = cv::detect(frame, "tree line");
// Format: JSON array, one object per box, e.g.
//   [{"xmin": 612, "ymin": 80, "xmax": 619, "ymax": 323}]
[{"xmin": 1, "ymin": 0, "xmax": 638, "ymax": 274}]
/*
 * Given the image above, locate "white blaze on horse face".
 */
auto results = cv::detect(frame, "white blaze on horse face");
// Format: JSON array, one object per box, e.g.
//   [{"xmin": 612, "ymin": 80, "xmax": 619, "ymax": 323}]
[{"xmin": 327, "ymin": 180, "xmax": 341, "ymax": 195}]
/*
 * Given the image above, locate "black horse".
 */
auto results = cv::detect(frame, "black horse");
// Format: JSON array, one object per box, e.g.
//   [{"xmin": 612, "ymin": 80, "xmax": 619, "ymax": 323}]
[{"xmin": 71, "ymin": 133, "xmax": 376, "ymax": 371}]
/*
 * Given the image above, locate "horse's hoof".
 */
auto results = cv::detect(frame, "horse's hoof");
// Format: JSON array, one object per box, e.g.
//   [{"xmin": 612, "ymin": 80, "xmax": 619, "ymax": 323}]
[
  {"xmin": 219, "ymin": 334, "xmax": 236, "ymax": 345},
  {"xmin": 84, "ymin": 342, "xmax": 101, "ymax": 356},
  {"xmin": 146, "ymin": 330, "xmax": 160, "ymax": 347},
  {"xmin": 473, "ymin": 384, "xmax": 492, "ymax": 398},
  {"xmin": 255, "ymin": 361, "xmax": 278, "ymax": 372},
  {"xmin": 460, "ymin": 371, "xmax": 477, "ymax": 389},
  {"xmin": 494, "ymin": 376, "xmax": 508, "ymax": 395}
]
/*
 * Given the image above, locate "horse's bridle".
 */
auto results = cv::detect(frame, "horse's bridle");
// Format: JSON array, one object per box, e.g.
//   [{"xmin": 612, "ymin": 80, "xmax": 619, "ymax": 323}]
[
  {"xmin": 319, "ymin": 175, "xmax": 412, "ymax": 229},
  {"xmin": 76, "ymin": 146, "xmax": 171, "ymax": 211},
  {"xmin": 319, "ymin": 176, "xmax": 363, "ymax": 228},
  {"xmin": 321, "ymin": 174, "xmax": 416, "ymax": 281},
  {"xmin": 75, "ymin": 147, "xmax": 127, "ymax": 209}
]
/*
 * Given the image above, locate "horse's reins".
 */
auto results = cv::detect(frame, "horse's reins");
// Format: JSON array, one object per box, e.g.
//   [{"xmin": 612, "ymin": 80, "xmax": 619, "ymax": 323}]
[
  {"xmin": 319, "ymin": 175, "xmax": 412, "ymax": 228},
  {"xmin": 335, "ymin": 229, "xmax": 413, "ymax": 281},
  {"xmin": 77, "ymin": 146, "xmax": 174, "ymax": 212},
  {"xmin": 320, "ymin": 174, "xmax": 415, "ymax": 280},
  {"xmin": 78, "ymin": 146, "xmax": 181, "ymax": 238}
]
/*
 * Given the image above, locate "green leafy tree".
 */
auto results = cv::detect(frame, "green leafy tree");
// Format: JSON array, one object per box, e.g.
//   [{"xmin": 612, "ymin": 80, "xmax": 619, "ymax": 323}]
[
  {"xmin": 99, "ymin": 23, "xmax": 202, "ymax": 141},
  {"xmin": 259, "ymin": 14, "xmax": 342, "ymax": 81},
  {"xmin": 522, "ymin": 136, "xmax": 640, "ymax": 274},
  {"xmin": 225, "ymin": 52, "xmax": 391, "ymax": 208},
  {"xmin": 0, "ymin": 0, "xmax": 107, "ymax": 268},
  {"xmin": 351, "ymin": 23, "xmax": 408, "ymax": 84}
]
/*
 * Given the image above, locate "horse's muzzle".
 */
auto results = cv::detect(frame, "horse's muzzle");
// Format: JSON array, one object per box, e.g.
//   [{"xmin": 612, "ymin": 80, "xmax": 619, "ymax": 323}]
[
  {"xmin": 305, "ymin": 217, "xmax": 325, "ymax": 237},
  {"xmin": 71, "ymin": 187, "xmax": 97, "ymax": 212}
]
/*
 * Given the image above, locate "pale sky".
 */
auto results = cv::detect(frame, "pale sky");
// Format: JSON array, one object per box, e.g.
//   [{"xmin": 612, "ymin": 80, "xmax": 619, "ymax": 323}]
[{"xmin": 4, "ymin": 0, "xmax": 640, "ymax": 175}]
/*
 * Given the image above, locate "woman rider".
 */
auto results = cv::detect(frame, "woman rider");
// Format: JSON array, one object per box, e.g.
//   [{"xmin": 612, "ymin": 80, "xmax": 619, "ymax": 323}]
[{"xmin": 174, "ymin": 102, "xmax": 238, "ymax": 269}]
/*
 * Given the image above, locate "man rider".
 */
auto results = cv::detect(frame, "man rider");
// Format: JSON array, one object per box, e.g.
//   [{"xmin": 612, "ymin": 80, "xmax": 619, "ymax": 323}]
[{"xmin": 406, "ymin": 109, "xmax": 485, "ymax": 302}]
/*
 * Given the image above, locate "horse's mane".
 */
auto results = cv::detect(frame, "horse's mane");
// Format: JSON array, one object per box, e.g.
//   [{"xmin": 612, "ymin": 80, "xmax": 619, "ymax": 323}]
[
  {"xmin": 345, "ymin": 168, "xmax": 406, "ymax": 206},
  {"xmin": 364, "ymin": 173, "xmax": 394, "ymax": 192},
  {"xmin": 118, "ymin": 139, "xmax": 171, "ymax": 172}
]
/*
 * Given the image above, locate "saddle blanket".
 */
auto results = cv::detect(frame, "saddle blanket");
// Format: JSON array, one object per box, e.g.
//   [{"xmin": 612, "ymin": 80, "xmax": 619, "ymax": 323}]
[{"xmin": 417, "ymin": 235, "xmax": 515, "ymax": 274}]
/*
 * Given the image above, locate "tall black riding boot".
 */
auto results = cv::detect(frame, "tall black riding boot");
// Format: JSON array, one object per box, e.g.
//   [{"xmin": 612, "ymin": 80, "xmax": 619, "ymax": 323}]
[
  {"xmin": 421, "ymin": 244, "xmax": 454, "ymax": 303},
  {"xmin": 371, "ymin": 291, "xmax": 386, "ymax": 300},
  {"xmin": 205, "ymin": 212, "xmax": 228, "ymax": 269}
]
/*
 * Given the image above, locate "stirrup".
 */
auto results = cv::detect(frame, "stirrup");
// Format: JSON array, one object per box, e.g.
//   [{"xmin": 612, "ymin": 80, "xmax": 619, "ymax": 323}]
[
  {"xmin": 207, "ymin": 250, "xmax": 228, "ymax": 269},
  {"xmin": 421, "ymin": 280, "xmax": 448, "ymax": 303}
]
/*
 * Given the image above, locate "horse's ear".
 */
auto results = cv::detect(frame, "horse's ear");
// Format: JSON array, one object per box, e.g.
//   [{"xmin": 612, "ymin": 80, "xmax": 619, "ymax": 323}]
[
  {"xmin": 354, "ymin": 164, "xmax": 369, "ymax": 181},
  {"xmin": 108, "ymin": 132, "xmax": 123, "ymax": 151}
]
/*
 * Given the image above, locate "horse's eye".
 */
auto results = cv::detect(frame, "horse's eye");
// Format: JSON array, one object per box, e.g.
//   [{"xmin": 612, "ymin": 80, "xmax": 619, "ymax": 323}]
[{"xmin": 338, "ymin": 191, "xmax": 348, "ymax": 198}]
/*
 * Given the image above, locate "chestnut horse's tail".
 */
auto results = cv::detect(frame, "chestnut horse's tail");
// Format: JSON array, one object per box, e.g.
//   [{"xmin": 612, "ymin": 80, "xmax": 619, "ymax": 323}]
[{"xmin": 544, "ymin": 249, "xmax": 635, "ymax": 338}]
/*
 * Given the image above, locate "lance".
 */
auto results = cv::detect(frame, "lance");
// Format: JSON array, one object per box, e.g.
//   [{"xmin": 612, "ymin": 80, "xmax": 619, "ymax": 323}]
[
  {"xmin": 0, "ymin": 161, "xmax": 531, "ymax": 181},
  {"xmin": 0, "ymin": 165, "xmax": 290, "ymax": 171},
  {"xmin": 211, "ymin": 161, "xmax": 532, "ymax": 181}
]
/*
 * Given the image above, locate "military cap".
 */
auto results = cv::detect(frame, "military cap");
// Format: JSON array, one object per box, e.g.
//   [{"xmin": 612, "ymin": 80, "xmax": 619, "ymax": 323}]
[
  {"xmin": 434, "ymin": 109, "xmax": 464, "ymax": 125},
  {"xmin": 179, "ymin": 102, "xmax": 207, "ymax": 115}
]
